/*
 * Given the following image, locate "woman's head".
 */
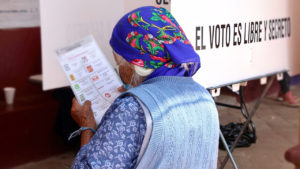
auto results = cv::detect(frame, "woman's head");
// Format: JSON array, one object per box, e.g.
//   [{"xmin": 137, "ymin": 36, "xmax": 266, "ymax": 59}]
[
  {"xmin": 110, "ymin": 6, "xmax": 200, "ymax": 86},
  {"xmin": 113, "ymin": 51, "xmax": 153, "ymax": 87}
]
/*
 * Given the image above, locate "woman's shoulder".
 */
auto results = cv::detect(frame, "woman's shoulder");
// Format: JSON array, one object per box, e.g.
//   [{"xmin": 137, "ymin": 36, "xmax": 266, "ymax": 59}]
[
  {"xmin": 101, "ymin": 94, "xmax": 145, "ymax": 125},
  {"xmin": 110, "ymin": 94, "xmax": 142, "ymax": 112},
  {"xmin": 114, "ymin": 93, "xmax": 139, "ymax": 105}
]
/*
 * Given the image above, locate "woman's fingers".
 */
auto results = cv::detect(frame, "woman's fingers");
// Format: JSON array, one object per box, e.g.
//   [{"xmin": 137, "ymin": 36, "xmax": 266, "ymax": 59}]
[
  {"xmin": 72, "ymin": 97, "xmax": 77, "ymax": 103},
  {"xmin": 71, "ymin": 98, "xmax": 81, "ymax": 112},
  {"xmin": 117, "ymin": 86, "xmax": 127, "ymax": 93},
  {"xmin": 70, "ymin": 98, "xmax": 96, "ymax": 127},
  {"xmin": 83, "ymin": 101, "xmax": 92, "ymax": 114}
]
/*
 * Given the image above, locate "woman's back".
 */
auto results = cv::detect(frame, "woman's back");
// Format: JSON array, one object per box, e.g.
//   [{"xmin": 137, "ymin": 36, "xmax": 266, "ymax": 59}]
[{"xmin": 127, "ymin": 76, "xmax": 219, "ymax": 169}]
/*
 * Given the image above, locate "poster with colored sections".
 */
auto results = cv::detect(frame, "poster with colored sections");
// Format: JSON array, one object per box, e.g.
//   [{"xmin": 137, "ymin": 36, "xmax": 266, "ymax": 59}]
[{"xmin": 56, "ymin": 36, "xmax": 123, "ymax": 125}]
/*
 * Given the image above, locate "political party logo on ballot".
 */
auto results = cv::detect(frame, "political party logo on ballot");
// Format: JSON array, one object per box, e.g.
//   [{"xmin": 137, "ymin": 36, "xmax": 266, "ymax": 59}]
[
  {"xmin": 64, "ymin": 64, "xmax": 71, "ymax": 71},
  {"xmin": 79, "ymin": 94, "xmax": 85, "ymax": 102},
  {"xmin": 92, "ymin": 75, "xmax": 99, "ymax": 81},
  {"xmin": 105, "ymin": 93, "xmax": 111, "ymax": 98},
  {"xmin": 74, "ymin": 84, "xmax": 80, "ymax": 91},
  {"xmin": 82, "ymin": 56, "xmax": 88, "ymax": 63},
  {"xmin": 87, "ymin": 65, "xmax": 93, "ymax": 72},
  {"xmin": 56, "ymin": 36, "xmax": 124, "ymax": 126},
  {"xmin": 69, "ymin": 74, "xmax": 75, "ymax": 81}
]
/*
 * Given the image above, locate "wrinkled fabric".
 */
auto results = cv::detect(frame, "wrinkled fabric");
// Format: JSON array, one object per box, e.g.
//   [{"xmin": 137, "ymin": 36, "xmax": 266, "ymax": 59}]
[
  {"xmin": 110, "ymin": 6, "xmax": 200, "ymax": 79},
  {"xmin": 72, "ymin": 95, "xmax": 146, "ymax": 169},
  {"xmin": 127, "ymin": 76, "xmax": 219, "ymax": 169},
  {"xmin": 72, "ymin": 77, "xmax": 219, "ymax": 169}
]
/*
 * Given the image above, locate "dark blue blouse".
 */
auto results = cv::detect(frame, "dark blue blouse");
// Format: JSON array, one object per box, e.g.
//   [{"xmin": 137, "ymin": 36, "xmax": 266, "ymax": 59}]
[{"xmin": 72, "ymin": 95, "xmax": 146, "ymax": 169}]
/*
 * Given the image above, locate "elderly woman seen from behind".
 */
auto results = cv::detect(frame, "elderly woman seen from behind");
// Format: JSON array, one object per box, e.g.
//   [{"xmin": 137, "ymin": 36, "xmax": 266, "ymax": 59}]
[{"xmin": 71, "ymin": 6, "xmax": 219, "ymax": 169}]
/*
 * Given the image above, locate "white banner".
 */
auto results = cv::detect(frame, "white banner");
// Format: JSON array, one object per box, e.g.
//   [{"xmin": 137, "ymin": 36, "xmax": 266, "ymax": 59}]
[
  {"xmin": 42, "ymin": 0, "xmax": 293, "ymax": 90},
  {"xmin": 0, "ymin": 0, "xmax": 39, "ymax": 29},
  {"xmin": 172, "ymin": 0, "xmax": 291, "ymax": 88}
]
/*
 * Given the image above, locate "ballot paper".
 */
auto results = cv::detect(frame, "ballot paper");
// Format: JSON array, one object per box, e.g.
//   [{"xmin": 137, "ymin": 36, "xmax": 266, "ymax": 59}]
[{"xmin": 56, "ymin": 35, "xmax": 123, "ymax": 125}]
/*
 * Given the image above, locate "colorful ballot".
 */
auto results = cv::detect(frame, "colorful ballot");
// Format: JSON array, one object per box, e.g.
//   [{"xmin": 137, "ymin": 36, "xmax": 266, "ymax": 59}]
[{"xmin": 56, "ymin": 36, "xmax": 123, "ymax": 125}]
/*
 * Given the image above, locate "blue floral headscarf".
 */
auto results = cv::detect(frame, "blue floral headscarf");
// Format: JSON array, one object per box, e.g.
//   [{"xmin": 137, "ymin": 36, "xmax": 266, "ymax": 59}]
[{"xmin": 110, "ymin": 6, "xmax": 200, "ymax": 79}]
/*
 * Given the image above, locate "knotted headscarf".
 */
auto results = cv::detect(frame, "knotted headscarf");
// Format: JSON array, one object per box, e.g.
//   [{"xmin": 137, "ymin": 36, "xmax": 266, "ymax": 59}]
[{"xmin": 110, "ymin": 6, "xmax": 200, "ymax": 79}]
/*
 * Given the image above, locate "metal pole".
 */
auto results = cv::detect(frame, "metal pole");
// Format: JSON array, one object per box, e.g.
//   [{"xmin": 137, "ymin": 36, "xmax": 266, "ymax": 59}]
[
  {"xmin": 219, "ymin": 131, "xmax": 239, "ymax": 169},
  {"xmin": 219, "ymin": 76, "xmax": 275, "ymax": 169}
]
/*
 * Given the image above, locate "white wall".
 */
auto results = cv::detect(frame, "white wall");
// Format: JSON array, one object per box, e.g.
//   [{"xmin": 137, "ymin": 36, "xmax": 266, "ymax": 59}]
[{"xmin": 289, "ymin": 0, "xmax": 300, "ymax": 76}]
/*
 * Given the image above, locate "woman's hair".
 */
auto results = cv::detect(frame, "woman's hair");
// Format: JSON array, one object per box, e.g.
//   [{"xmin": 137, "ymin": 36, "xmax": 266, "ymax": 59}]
[
  {"xmin": 114, "ymin": 50, "xmax": 199, "ymax": 86},
  {"xmin": 116, "ymin": 52, "xmax": 198, "ymax": 86},
  {"xmin": 115, "ymin": 52, "xmax": 153, "ymax": 86}
]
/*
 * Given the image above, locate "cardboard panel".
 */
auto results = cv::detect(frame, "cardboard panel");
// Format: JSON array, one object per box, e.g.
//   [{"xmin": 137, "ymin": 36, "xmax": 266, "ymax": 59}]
[
  {"xmin": 172, "ymin": 0, "xmax": 291, "ymax": 88},
  {"xmin": 41, "ymin": 0, "xmax": 171, "ymax": 90}
]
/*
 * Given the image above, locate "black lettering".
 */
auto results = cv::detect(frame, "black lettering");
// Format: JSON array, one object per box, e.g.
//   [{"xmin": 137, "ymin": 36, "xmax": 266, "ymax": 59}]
[
  {"xmin": 254, "ymin": 21, "xmax": 258, "ymax": 42},
  {"xmin": 250, "ymin": 22, "xmax": 254, "ymax": 43},
  {"xmin": 209, "ymin": 26, "xmax": 215, "ymax": 49},
  {"xmin": 195, "ymin": 26, "xmax": 201, "ymax": 50},
  {"xmin": 238, "ymin": 23, "xmax": 242, "ymax": 45},
  {"xmin": 233, "ymin": 23, "xmax": 238, "ymax": 46},
  {"xmin": 244, "ymin": 23, "xmax": 248, "ymax": 44},
  {"xmin": 272, "ymin": 19, "xmax": 275, "ymax": 39},
  {"xmin": 277, "ymin": 19, "xmax": 282, "ymax": 38},
  {"xmin": 269, "ymin": 19, "xmax": 272, "ymax": 40},
  {"xmin": 220, "ymin": 24, "xmax": 226, "ymax": 47},
  {"xmin": 264, "ymin": 20, "xmax": 268, "ymax": 41},
  {"xmin": 215, "ymin": 25, "xmax": 220, "ymax": 48},
  {"xmin": 156, "ymin": 0, "xmax": 162, "ymax": 5},
  {"xmin": 201, "ymin": 27, "xmax": 206, "ymax": 50},
  {"xmin": 275, "ymin": 19, "xmax": 278, "ymax": 39},
  {"xmin": 281, "ymin": 18, "xmax": 285, "ymax": 38},
  {"xmin": 287, "ymin": 17, "xmax": 291, "ymax": 37},
  {"xmin": 195, "ymin": 26, "xmax": 206, "ymax": 50},
  {"xmin": 225, "ymin": 24, "xmax": 230, "ymax": 47},
  {"xmin": 258, "ymin": 21, "xmax": 262, "ymax": 42}
]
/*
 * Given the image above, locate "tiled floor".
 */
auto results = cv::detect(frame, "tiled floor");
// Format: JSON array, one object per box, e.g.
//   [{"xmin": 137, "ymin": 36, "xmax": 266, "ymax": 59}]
[{"xmin": 12, "ymin": 85, "xmax": 300, "ymax": 169}]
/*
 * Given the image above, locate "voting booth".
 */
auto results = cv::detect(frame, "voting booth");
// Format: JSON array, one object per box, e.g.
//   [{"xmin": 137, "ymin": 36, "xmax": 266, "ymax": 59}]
[{"xmin": 39, "ymin": 1, "xmax": 296, "ymax": 169}]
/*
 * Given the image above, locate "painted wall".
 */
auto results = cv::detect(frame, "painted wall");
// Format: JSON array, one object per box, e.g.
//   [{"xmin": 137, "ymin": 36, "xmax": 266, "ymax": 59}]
[
  {"xmin": 0, "ymin": 28, "xmax": 63, "ymax": 168},
  {"xmin": 0, "ymin": 28, "xmax": 42, "ymax": 98},
  {"xmin": 289, "ymin": 0, "xmax": 300, "ymax": 76}
]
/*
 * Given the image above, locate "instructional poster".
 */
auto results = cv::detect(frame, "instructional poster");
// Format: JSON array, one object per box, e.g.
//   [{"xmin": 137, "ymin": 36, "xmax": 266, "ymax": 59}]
[
  {"xmin": 56, "ymin": 36, "xmax": 123, "ymax": 125},
  {"xmin": 0, "ymin": 0, "xmax": 39, "ymax": 28}
]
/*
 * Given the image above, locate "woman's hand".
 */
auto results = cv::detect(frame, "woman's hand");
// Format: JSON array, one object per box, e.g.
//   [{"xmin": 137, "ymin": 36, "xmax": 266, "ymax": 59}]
[
  {"xmin": 117, "ymin": 86, "xmax": 127, "ymax": 93},
  {"xmin": 71, "ymin": 98, "xmax": 97, "ymax": 130}
]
